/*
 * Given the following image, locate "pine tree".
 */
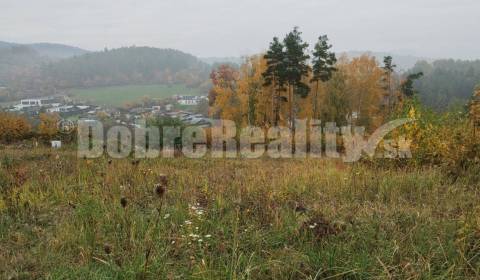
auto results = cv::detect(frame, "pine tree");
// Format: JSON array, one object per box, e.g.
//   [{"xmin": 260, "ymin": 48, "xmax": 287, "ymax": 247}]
[
  {"xmin": 283, "ymin": 27, "xmax": 310, "ymax": 130},
  {"xmin": 401, "ymin": 72, "xmax": 423, "ymax": 98},
  {"xmin": 382, "ymin": 56, "xmax": 396, "ymax": 110},
  {"xmin": 263, "ymin": 37, "xmax": 286, "ymax": 126},
  {"xmin": 311, "ymin": 35, "xmax": 337, "ymax": 118}
]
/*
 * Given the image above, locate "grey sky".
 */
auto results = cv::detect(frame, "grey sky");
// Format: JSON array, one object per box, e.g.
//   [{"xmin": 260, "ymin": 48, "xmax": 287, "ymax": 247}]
[{"xmin": 1, "ymin": 0, "xmax": 478, "ymax": 59}]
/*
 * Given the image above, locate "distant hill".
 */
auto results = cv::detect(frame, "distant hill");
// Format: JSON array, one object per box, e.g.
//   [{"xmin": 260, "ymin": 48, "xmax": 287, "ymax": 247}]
[
  {"xmin": 0, "ymin": 45, "xmax": 212, "ymax": 101},
  {"xmin": 0, "ymin": 41, "xmax": 88, "ymax": 59},
  {"xmin": 45, "ymin": 47, "xmax": 211, "ymax": 89}
]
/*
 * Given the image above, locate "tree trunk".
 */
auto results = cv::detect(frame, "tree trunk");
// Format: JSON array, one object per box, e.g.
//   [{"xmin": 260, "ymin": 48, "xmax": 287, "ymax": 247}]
[{"xmin": 313, "ymin": 81, "xmax": 319, "ymax": 119}]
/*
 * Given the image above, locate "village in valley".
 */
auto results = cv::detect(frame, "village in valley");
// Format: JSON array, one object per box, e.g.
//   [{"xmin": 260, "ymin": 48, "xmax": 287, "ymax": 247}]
[{"xmin": 0, "ymin": 92, "xmax": 212, "ymax": 145}]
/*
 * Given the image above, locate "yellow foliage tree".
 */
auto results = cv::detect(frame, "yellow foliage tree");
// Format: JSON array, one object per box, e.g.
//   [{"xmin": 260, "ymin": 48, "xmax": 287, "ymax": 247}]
[
  {"xmin": 342, "ymin": 55, "xmax": 387, "ymax": 129},
  {"xmin": 38, "ymin": 113, "xmax": 60, "ymax": 139}
]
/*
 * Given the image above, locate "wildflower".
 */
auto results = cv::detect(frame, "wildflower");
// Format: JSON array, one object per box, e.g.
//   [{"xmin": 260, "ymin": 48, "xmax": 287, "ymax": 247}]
[
  {"xmin": 205, "ymin": 234, "xmax": 211, "ymax": 238},
  {"xmin": 198, "ymin": 239, "xmax": 203, "ymax": 243},
  {"xmin": 184, "ymin": 220, "xmax": 192, "ymax": 225},
  {"xmin": 120, "ymin": 197, "xmax": 128, "ymax": 208},
  {"xmin": 309, "ymin": 223, "xmax": 318, "ymax": 229},
  {"xmin": 163, "ymin": 213, "xmax": 170, "ymax": 219}
]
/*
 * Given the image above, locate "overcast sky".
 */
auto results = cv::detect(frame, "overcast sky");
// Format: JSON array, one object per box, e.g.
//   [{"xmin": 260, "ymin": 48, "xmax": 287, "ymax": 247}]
[{"xmin": 1, "ymin": 0, "xmax": 478, "ymax": 59}]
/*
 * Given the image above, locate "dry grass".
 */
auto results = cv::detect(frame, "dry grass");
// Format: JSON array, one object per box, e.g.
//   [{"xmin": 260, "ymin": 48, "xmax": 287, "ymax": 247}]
[{"xmin": 1, "ymin": 147, "xmax": 480, "ymax": 279}]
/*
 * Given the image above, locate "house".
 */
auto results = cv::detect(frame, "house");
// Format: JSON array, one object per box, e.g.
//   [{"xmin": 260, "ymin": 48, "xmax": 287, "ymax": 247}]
[
  {"xmin": 165, "ymin": 104, "xmax": 174, "ymax": 111},
  {"xmin": 47, "ymin": 105, "xmax": 74, "ymax": 113},
  {"xmin": 13, "ymin": 96, "xmax": 66, "ymax": 110},
  {"xmin": 176, "ymin": 95, "xmax": 207, "ymax": 106}
]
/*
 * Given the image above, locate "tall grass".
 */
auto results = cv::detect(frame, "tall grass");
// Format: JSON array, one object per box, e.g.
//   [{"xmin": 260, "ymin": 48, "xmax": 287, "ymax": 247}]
[{"xmin": 1, "ymin": 148, "xmax": 479, "ymax": 279}]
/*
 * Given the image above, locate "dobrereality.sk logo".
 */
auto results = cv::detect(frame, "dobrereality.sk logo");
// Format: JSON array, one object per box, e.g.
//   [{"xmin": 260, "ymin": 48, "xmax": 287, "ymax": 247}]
[{"xmin": 77, "ymin": 118, "xmax": 414, "ymax": 162}]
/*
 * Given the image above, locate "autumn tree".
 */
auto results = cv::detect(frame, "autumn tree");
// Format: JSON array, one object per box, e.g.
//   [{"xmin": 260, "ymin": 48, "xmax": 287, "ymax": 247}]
[
  {"xmin": 0, "ymin": 112, "xmax": 32, "ymax": 143},
  {"xmin": 343, "ymin": 55, "xmax": 387, "ymax": 129},
  {"xmin": 238, "ymin": 56, "xmax": 269, "ymax": 126},
  {"xmin": 209, "ymin": 65, "xmax": 244, "ymax": 124},
  {"xmin": 311, "ymin": 35, "xmax": 337, "ymax": 119},
  {"xmin": 209, "ymin": 65, "xmax": 238, "ymax": 118},
  {"xmin": 38, "ymin": 113, "xmax": 60, "ymax": 140}
]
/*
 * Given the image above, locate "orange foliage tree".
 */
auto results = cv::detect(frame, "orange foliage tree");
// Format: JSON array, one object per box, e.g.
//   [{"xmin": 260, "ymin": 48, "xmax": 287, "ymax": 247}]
[{"xmin": 0, "ymin": 112, "xmax": 32, "ymax": 143}]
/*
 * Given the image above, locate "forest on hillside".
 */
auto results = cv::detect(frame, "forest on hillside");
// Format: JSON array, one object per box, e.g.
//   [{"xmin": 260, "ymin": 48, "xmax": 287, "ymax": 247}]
[{"xmin": 0, "ymin": 46, "xmax": 211, "ymax": 102}]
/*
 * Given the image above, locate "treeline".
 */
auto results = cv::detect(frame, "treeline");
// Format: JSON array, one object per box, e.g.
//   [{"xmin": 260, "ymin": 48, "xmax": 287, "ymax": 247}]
[
  {"xmin": 209, "ymin": 27, "xmax": 422, "ymax": 131},
  {"xmin": 410, "ymin": 59, "xmax": 480, "ymax": 109},
  {"xmin": 0, "ymin": 112, "xmax": 74, "ymax": 144}
]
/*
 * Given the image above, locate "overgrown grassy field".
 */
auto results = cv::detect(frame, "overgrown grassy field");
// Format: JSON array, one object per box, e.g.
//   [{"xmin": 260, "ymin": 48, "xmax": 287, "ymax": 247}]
[
  {"xmin": 1, "ymin": 148, "xmax": 480, "ymax": 279},
  {"xmin": 69, "ymin": 84, "xmax": 202, "ymax": 107}
]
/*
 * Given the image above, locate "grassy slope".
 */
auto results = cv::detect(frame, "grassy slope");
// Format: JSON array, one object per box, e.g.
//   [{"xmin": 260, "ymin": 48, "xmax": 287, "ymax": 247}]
[
  {"xmin": 69, "ymin": 84, "xmax": 202, "ymax": 107},
  {"xmin": 1, "ymin": 148, "xmax": 480, "ymax": 279}
]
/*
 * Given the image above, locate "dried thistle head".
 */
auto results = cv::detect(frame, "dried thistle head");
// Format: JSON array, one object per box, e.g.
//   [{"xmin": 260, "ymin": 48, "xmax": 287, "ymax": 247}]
[
  {"xmin": 158, "ymin": 174, "xmax": 168, "ymax": 186},
  {"xmin": 154, "ymin": 183, "xmax": 166, "ymax": 198},
  {"xmin": 104, "ymin": 244, "xmax": 112, "ymax": 255},
  {"xmin": 120, "ymin": 197, "xmax": 128, "ymax": 208}
]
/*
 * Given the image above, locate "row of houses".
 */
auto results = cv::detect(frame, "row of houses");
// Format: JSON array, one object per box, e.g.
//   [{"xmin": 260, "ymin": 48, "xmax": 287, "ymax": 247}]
[
  {"xmin": 5, "ymin": 96, "xmax": 100, "ymax": 117},
  {"xmin": 4, "ymin": 94, "xmax": 212, "ymax": 129}
]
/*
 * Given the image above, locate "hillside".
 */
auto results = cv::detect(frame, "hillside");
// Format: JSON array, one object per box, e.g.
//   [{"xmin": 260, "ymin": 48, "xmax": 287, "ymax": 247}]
[
  {"xmin": 0, "ymin": 45, "xmax": 212, "ymax": 101},
  {"xmin": 45, "ymin": 47, "xmax": 211, "ymax": 89}
]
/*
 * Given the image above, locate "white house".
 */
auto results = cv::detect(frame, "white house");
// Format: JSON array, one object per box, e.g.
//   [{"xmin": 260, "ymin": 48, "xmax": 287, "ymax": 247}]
[
  {"xmin": 47, "ymin": 105, "xmax": 74, "ymax": 113},
  {"xmin": 176, "ymin": 96, "xmax": 208, "ymax": 106},
  {"xmin": 13, "ymin": 96, "xmax": 65, "ymax": 110}
]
